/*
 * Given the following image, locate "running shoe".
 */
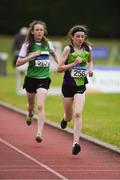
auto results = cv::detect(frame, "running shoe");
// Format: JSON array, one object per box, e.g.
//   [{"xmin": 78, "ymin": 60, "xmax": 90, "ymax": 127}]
[
  {"xmin": 26, "ymin": 113, "xmax": 34, "ymax": 126},
  {"xmin": 35, "ymin": 132, "xmax": 42, "ymax": 143},
  {"xmin": 72, "ymin": 143, "xmax": 81, "ymax": 155},
  {"xmin": 60, "ymin": 118, "xmax": 67, "ymax": 129}
]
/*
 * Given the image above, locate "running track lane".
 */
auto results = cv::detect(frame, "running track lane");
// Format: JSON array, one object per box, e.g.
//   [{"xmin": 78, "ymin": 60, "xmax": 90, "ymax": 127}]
[{"xmin": 0, "ymin": 106, "xmax": 120, "ymax": 179}]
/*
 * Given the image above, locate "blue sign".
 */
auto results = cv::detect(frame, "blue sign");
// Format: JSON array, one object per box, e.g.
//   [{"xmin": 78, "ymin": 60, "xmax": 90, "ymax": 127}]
[{"xmin": 92, "ymin": 46, "xmax": 109, "ymax": 59}]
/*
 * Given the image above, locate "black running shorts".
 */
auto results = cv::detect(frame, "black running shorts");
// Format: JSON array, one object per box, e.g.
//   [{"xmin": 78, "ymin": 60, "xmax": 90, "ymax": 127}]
[
  {"xmin": 23, "ymin": 76, "xmax": 51, "ymax": 93},
  {"xmin": 62, "ymin": 83, "xmax": 86, "ymax": 97}
]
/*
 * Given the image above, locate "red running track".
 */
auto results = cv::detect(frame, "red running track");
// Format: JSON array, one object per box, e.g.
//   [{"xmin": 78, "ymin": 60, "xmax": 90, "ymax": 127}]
[{"xmin": 0, "ymin": 106, "xmax": 120, "ymax": 179}]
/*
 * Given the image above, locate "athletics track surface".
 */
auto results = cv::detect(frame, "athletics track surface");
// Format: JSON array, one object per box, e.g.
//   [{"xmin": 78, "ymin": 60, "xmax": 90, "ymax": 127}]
[{"xmin": 0, "ymin": 105, "xmax": 120, "ymax": 179}]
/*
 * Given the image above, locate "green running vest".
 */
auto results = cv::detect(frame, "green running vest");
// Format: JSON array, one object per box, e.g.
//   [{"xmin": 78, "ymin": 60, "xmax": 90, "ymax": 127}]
[
  {"xmin": 66, "ymin": 45, "xmax": 90, "ymax": 86},
  {"xmin": 27, "ymin": 42, "xmax": 51, "ymax": 78}
]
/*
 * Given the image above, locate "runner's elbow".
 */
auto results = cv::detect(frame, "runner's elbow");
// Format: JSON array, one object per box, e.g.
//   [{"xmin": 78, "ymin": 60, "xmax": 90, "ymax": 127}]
[{"xmin": 16, "ymin": 59, "xmax": 21, "ymax": 67}]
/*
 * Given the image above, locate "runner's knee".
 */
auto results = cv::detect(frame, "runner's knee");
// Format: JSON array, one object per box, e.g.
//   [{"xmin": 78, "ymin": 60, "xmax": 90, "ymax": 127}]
[
  {"xmin": 74, "ymin": 112, "xmax": 81, "ymax": 119},
  {"xmin": 37, "ymin": 104, "xmax": 44, "ymax": 112}
]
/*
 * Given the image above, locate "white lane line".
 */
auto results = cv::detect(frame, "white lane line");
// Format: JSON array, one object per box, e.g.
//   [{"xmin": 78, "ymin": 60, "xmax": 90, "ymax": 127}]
[
  {"xmin": 0, "ymin": 138, "xmax": 68, "ymax": 180},
  {"xmin": 0, "ymin": 169, "xmax": 119, "ymax": 172},
  {"xmin": 0, "ymin": 179, "xmax": 116, "ymax": 180}
]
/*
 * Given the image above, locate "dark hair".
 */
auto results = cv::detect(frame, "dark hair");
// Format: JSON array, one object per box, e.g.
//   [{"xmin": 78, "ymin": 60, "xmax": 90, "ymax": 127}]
[
  {"xmin": 25, "ymin": 20, "xmax": 48, "ymax": 52},
  {"xmin": 67, "ymin": 25, "xmax": 90, "ymax": 47},
  {"xmin": 71, "ymin": 26, "xmax": 87, "ymax": 36}
]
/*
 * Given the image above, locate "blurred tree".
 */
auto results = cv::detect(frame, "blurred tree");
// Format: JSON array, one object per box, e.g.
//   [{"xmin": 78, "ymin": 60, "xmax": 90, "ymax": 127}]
[{"xmin": 0, "ymin": 0, "xmax": 119, "ymax": 38}]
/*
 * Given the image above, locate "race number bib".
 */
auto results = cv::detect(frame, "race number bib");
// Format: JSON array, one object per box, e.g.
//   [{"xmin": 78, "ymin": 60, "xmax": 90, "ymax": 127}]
[
  {"xmin": 35, "ymin": 59, "xmax": 49, "ymax": 67},
  {"xmin": 71, "ymin": 66, "xmax": 88, "ymax": 78},
  {"xmin": 34, "ymin": 51, "xmax": 50, "ymax": 67}
]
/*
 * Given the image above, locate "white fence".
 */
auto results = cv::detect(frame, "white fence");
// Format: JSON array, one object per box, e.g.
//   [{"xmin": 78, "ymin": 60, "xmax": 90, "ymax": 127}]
[{"xmin": 87, "ymin": 66, "xmax": 120, "ymax": 93}]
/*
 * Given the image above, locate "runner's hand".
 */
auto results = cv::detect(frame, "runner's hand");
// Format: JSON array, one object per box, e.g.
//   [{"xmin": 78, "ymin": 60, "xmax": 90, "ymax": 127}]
[
  {"xmin": 88, "ymin": 70, "xmax": 93, "ymax": 77},
  {"xmin": 29, "ymin": 51, "xmax": 41, "ymax": 59},
  {"xmin": 74, "ymin": 57, "xmax": 82, "ymax": 65}
]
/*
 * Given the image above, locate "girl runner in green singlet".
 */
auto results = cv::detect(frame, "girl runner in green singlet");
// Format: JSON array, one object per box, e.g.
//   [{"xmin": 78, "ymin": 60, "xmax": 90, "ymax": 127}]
[
  {"xmin": 16, "ymin": 20, "xmax": 59, "ymax": 143},
  {"xmin": 58, "ymin": 25, "xmax": 93, "ymax": 155}
]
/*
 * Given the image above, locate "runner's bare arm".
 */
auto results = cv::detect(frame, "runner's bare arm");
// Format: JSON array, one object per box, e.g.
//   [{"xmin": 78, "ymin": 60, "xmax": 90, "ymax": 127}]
[
  {"xmin": 88, "ymin": 51, "xmax": 93, "ymax": 77},
  {"xmin": 16, "ymin": 51, "xmax": 41, "ymax": 66},
  {"xmin": 58, "ymin": 46, "xmax": 81, "ymax": 72}
]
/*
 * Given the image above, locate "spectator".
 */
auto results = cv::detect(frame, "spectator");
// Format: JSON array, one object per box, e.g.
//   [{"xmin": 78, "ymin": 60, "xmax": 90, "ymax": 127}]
[{"xmin": 12, "ymin": 27, "xmax": 28, "ymax": 67}]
